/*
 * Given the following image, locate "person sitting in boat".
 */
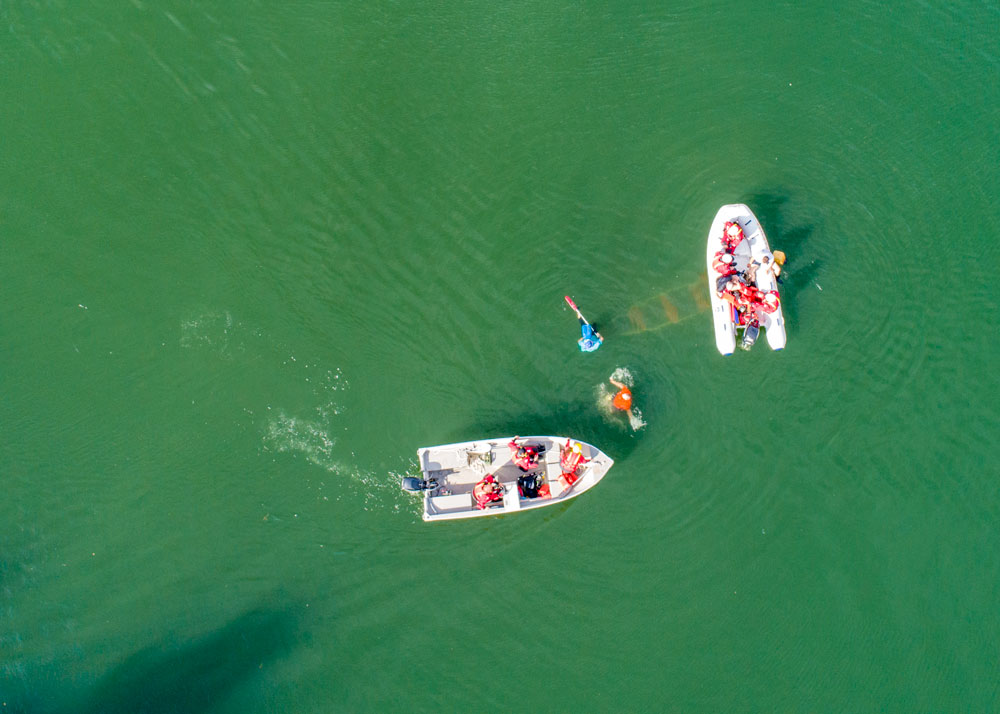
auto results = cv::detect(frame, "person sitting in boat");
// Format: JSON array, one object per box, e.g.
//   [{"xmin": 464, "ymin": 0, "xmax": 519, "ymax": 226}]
[
  {"xmin": 748, "ymin": 254, "xmax": 779, "ymax": 284},
  {"xmin": 559, "ymin": 440, "xmax": 589, "ymax": 486},
  {"xmin": 719, "ymin": 275, "xmax": 748, "ymax": 309},
  {"xmin": 473, "ymin": 474, "xmax": 504, "ymax": 509},
  {"xmin": 507, "ymin": 437, "xmax": 540, "ymax": 472},
  {"xmin": 739, "ymin": 283, "xmax": 762, "ymax": 305},
  {"xmin": 711, "ymin": 250, "xmax": 738, "ymax": 276},
  {"xmin": 756, "ymin": 290, "xmax": 780, "ymax": 314},
  {"xmin": 723, "ymin": 221, "xmax": 745, "ymax": 250}
]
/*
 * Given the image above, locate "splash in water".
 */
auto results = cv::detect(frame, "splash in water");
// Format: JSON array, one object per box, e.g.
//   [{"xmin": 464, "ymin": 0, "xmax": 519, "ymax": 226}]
[{"xmin": 596, "ymin": 367, "xmax": 646, "ymax": 431}]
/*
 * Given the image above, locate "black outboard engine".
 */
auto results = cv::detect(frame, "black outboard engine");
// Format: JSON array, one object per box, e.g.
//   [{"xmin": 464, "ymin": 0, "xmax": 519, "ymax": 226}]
[
  {"xmin": 401, "ymin": 477, "xmax": 438, "ymax": 493},
  {"xmin": 740, "ymin": 319, "xmax": 760, "ymax": 351}
]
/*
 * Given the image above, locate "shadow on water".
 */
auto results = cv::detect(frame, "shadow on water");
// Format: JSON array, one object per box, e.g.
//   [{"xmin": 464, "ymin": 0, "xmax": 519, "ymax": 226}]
[
  {"xmin": 451, "ymin": 399, "xmax": 641, "ymax": 463},
  {"xmin": 66, "ymin": 607, "xmax": 299, "ymax": 714},
  {"xmin": 743, "ymin": 190, "xmax": 819, "ymax": 332}
]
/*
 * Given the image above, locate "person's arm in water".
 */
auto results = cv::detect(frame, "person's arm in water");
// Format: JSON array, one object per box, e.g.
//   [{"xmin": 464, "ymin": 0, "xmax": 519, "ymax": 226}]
[{"xmin": 609, "ymin": 377, "xmax": 625, "ymax": 390}]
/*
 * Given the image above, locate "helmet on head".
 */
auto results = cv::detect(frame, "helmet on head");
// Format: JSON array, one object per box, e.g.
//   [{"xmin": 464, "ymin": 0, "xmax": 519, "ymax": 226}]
[
  {"xmin": 722, "ymin": 253, "xmax": 734, "ymax": 264},
  {"xmin": 573, "ymin": 442, "xmax": 582, "ymax": 454},
  {"xmin": 727, "ymin": 223, "xmax": 741, "ymax": 237}
]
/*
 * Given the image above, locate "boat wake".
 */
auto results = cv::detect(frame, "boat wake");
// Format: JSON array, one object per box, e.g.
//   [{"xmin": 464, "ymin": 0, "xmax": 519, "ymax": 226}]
[
  {"xmin": 179, "ymin": 310, "xmax": 250, "ymax": 359},
  {"xmin": 263, "ymin": 411, "xmax": 341, "ymax": 472}
]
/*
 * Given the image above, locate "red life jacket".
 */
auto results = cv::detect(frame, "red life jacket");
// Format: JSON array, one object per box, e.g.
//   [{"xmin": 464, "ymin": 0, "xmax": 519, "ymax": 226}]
[
  {"xmin": 738, "ymin": 284, "xmax": 761, "ymax": 304},
  {"xmin": 473, "ymin": 475, "xmax": 502, "ymax": 509},
  {"xmin": 720, "ymin": 290, "xmax": 741, "ymax": 308},
  {"xmin": 723, "ymin": 222, "xmax": 745, "ymax": 250},
  {"xmin": 759, "ymin": 291, "xmax": 780, "ymax": 313},
  {"xmin": 612, "ymin": 387, "xmax": 632, "ymax": 411},
  {"xmin": 508, "ymin": 440, "xmax": 538, "ymax": 471},
  {"xmin": 561, "ymin": 451, "xmax": 581, "ymax": 472},
  {"xmin": 711, "ymin": 251, "xmax": 737, "ymax": 275},
  {"xmin": 560, "ymin": 440, "xmax": 584, "ymax": 472}
]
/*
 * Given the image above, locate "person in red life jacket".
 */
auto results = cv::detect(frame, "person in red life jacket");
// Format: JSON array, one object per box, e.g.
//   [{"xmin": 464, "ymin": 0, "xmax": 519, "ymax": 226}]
[
  {"xmin": 559, "ymin": 440, "xmax": 589, "ymax": 486},
  {"xmin": 720, "ymin": 289, "xmax": 741, "ymax": 310},
  {"xmin": 740, "ymin": 283, "xmax": 763, "ymax": 305},
  {"xmin": 609, "ymin": 377, "xmax": 633, "ymax": 413},
  {"xmin": 719, "ymin": 275, "xmax": 747, "ymax": 310},
  {"xmin": 723, "ymin": 221, "xmax": 745, "ymax": 250},
  {"xmin": 507, "ymin": 437, "xmax": 540, "ymax": 472},
  {"xmin": 473, "ymin": 474, "xmax": 504, "ymax": 509},
  {"xmin": 757, "ymin": 290, "xmax": 780, "ymax": 314},
  {"xmin": 712, "ymin": 250, "xmax": 737, "ymax": 276}
]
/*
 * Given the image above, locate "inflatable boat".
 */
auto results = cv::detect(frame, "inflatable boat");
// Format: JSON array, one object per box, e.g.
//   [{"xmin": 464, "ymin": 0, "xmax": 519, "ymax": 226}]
[{"xmin": 705, "ymin": 204, "xmax": 787, "ymax": 355}]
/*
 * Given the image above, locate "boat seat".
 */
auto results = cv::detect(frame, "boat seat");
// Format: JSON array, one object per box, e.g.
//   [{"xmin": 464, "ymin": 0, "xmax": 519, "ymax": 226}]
[
  {"xmin": 422, "ymin": 450, "xmax": 464, "ymax": 472},
  {"xmin": 429, "ymin": 493, "xmax": 473, "ymax": 512}
]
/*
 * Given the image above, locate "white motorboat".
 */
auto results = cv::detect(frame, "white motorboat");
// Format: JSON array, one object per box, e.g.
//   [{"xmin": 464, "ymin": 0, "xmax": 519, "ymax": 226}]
[
  {"xmin": 403, "ymin": 436, "xmax": 614, "ymax": 522},
  {"xmin": 705, "ymin": 204, "xmax": 787, "ymax": 355}
]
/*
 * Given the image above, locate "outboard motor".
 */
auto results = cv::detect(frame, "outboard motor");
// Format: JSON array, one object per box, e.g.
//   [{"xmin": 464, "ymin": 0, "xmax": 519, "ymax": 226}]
[
  {"xmin": 740, "ymin": 319, "xmax": 760, "ymax": 351},
  {"xmin": 401, "ymin": 477, "xmax": 438, "ymax": 493}
]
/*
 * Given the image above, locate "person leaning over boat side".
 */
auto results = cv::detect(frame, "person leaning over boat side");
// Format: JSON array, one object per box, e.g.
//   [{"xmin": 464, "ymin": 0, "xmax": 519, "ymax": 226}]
[
  {"xmin": 507, "ymin": 437, "xmax": 540, "ymax": 472},
  {"xmin": 473, "ymin": 474, "xmax": 504, "ymax": 509},
  {"xmin": 773, "ymin": 251, "xmax": 786, "ymax": 278},
  {"xmin": 609, "ymin": 377, "xmax": 633, "ymax": 414},
  {"xmin": 559, "ymin": 440, "xmax": 590, "ymax": 486},
  {"xmin": 749, "ymin": 254, "xmax": 779, "ymax": 285}
]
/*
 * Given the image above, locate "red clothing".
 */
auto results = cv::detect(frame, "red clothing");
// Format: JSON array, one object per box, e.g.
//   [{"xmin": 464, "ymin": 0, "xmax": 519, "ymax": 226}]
[
  {"xmin": 712, "ymin": 251, "xmax": 736, "ymax": 275},
  {"xmin": 508, "ymin": 439, "xmax": 538, "ymax": 471},
  {"xmin": 560, "ymin": 439, "xmax": 587, "ymax": 473},
  {"xmin": 723, "ymin": 221, "xmax": 745, "ymax": 250},
  {"xmin": 474, "ymin": 475, "xmax": 503, "ymax": 509},
  {"xmin": 612, "ymin": 387, "xmax": 632, "ymax": 411},
  {"xmin": 758, "ymin": 291, "xmax": 780, "ymax": 313}
]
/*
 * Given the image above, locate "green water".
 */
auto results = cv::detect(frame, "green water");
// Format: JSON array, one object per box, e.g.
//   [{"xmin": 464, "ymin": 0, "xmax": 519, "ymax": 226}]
[{"xmin": 3, "ymin": 1, "xmax": 999, "ymax": 711}]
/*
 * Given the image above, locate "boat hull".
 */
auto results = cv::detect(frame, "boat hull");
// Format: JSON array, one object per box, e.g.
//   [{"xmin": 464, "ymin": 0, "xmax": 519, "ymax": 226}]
[{"xmin": 415, "ymin": 436, "xmax": 613, "ymax": 522}]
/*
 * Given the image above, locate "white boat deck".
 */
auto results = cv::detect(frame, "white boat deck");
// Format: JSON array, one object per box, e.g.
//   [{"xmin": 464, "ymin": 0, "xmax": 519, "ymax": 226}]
[{"xmin": 416, "ymin": 436, "xmax": 613, "ymax": 521}]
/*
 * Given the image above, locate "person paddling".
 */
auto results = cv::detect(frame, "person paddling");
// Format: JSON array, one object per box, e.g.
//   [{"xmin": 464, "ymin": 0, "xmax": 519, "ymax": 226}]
[
  {"xmin": 609, "ymin": 377, "xmax": 633, "ymax": 413},
  {"xmin": 565, "ymin": 296, "xmax": 603, "ymax": 352}
]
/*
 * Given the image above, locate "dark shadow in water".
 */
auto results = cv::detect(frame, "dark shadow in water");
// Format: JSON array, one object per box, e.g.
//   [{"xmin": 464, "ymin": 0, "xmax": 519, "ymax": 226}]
[
  {"xmin": 452, "ymin": 399, "xmax": 641, "ymax": 464},
  {"xmin": 70, "ymin": 607, "xmax": 298, "ymax": 714},
  {"xmin": 742, "ymin": 190, "xmax": 818, "ymax": 333}
]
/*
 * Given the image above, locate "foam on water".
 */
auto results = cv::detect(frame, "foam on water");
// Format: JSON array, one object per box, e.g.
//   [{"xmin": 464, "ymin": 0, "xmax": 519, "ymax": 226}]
[{"xmin": 179, "ymin": 310, "xmax": 241, "ymax": 357}]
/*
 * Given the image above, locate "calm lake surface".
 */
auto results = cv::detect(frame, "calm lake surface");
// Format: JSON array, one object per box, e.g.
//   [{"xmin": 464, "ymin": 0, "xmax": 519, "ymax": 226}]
[{"xmin": 3, "ymin": 1, "xmax": 999, "ymax": 711}]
